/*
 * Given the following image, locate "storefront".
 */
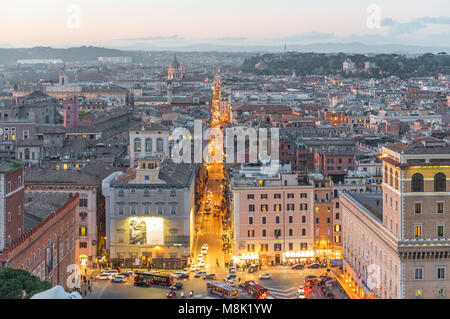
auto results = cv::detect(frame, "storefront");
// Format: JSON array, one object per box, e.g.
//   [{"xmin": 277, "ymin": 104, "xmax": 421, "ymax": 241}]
[
  {"xmin": 282, "ymin": 251, "xmax": 315, "ymax": 264},
  {"xmin": 233, "ymin": 253, "xmax": 260, "ymax": 267}
]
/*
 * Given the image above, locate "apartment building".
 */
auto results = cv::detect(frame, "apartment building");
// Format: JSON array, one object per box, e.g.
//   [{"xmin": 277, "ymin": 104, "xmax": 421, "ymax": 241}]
[{"xmin": 230, "ymin": 163, "xmax": 316, "ymax": 266}]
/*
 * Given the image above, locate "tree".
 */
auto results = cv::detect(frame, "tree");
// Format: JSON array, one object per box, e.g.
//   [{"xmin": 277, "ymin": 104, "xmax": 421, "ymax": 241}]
[{"xmin": 0, "ymin": 268, "xmax": 51, "ymax": 299}]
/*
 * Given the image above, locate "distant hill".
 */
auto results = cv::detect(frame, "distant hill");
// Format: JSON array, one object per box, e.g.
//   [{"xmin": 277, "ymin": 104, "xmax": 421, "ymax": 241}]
[{"xmin": 0, "ymin": 46, "xmax": 146, "ymax": 65}]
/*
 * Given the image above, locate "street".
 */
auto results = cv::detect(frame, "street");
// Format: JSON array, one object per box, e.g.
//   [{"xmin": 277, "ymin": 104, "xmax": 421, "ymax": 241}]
[{"xmin": 85, "ymin": 266, "xmax": 329, "ymax": 299}]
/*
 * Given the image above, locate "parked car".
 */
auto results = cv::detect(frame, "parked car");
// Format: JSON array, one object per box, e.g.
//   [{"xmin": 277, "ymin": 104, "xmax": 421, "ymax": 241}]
[
  {"xmin": 104, "ymin": 269, "xmax": 119, "ymax": 277},
  {"xmin": 171, "ymin": 272, "xmax": 185, "ymax": 279},
  {"xmin": 248, "ymin": 266, "xmax": 257, "ymax": 273},
  {"xmin": 259, "ymin": 273, "xmax": 272, "ymax": 280},
  {"xmin": 194, "ymin": 271, "xmax": 207, "ymax": 278},
  {"xmin": 308, "ymin": 263, "xmax": 321, "ymax": 269},
  {"xmin": 203, "ymin": 274, "xmax": 216, "ymax": 280},
  {"xmin": 170, "ymin": 283, "xmax": 184, "ymax": 290},
  {"xmin": 96, "ymin": 273, "xmax": 112, "ymax": 280},
  {"xmin": 292, "ymin": 264, "xmax": 305, "ymax": 270},
  {"xmin": 112, "ymin": 275, "xmax": 127, "ymax": 283},
  {"xmin": 166, "ymin": 291, "xmax": 177, "ymax": 298}
]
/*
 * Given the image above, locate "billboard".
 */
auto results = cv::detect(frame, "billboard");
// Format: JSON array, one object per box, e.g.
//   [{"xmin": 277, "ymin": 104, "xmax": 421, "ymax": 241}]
[{"xmin": 129, "ymin": 217, "xmax": 164, "ymax": 245}]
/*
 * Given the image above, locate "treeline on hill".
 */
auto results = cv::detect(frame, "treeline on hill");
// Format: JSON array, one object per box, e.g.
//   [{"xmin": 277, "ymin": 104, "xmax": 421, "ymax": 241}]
[{"xmin": 240, "ymin": 52, "xmax": 450, "ymax": 78}]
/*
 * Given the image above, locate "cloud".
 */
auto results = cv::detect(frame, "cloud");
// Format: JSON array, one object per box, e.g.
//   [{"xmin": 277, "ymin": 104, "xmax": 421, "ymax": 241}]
[{"xmin": 381, "ymin": 16, "xmax": 450, "ymax": 35}]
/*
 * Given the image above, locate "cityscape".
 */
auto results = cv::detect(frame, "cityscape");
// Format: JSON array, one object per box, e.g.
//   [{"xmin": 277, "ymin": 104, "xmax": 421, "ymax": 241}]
[{"xmin": 0, "ymin": 0, "xmax": 450, "ymax": 303}]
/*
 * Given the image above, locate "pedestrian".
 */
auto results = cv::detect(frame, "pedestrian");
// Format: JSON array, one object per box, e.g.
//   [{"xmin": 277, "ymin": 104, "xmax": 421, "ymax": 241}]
[
  {"xmin": 88, "ymin": 279, "xmax": 90, "ymax": 287},
  {"xmin": 88, "ymin": 285, "xmax": 92, "ymax": 294}
]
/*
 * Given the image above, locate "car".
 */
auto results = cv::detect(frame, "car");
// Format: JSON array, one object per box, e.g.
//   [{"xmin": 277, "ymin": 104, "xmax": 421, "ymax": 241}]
[
  {"xmin": 178, "ymin": 272, "xmax": 190, "ymax": 279},
  {"xmin": 112, "ymin": 275, "xmax": 127, "ymax": 283},
  {"xmin": 292, "ymin": 264, "xmax": 305, "ymax": 270},
  {"xmin": 198, "ymin": 254, "xmax": 204, "ymax": 261},
  {"xmin": 170, "ymin": 282, "xmax": 184, "ymax": 290},
  {"xmin": 224, "ymin": 274, "xmax": 237, "ymax": 283},
  {"xmin": 203, "ymin": 274, "xmax": 216, "ymax": 280},
  {"xmin": 112, "ymin": 266, "xmax": 121, "ymax": 273},
  {"xmin": 96, "ymin": 273, "xmax": 112, "ymax": 280},
  {"xmin": 145, "ymin": 271, "xmax": 160, "ymax": 275},
  {"xmin": 188, "ymin": 267, "xmax": 199, "ymax": 273},
  {"xmin": 319, "ymin": 275, "xmax": 332, "ymax": 282},
  {"xmin": 166, "ymin": 291, "xmax": 177, "ymax": 298},
  {"xmin": 229, "ymin": 267, "xmax": 236, "ymax": 274},
  {"xmin": 248, "ymin": 266, "xmax": 257, "ymax": 273},
  {"xmin": 134, "ymin": 280, "xmax": 151, "ymax": 287},
  {"xmin": 239, "ymin": 280, "xmax": 256, "ymax": 289},
  {"xmin": 201, "ymin": 248, "xmax": 208, "ymax": 255},
  {"xmin": 201, "ymin": 244, "xmax": 208, "ymax": 250},
  {"xmin": 171, "ymin": 272, "xmax": 185, "ymax": 279},
  {"xmin": 304, "ymin": 275, "xmax": 318, "ymax": 285},
  {"xmin": 198, "ymin": 261, "xmax": 206, "ymax": 268},
  {"xmin": 298, "ymin": 286, "xmax": 306, "ymax": 299},
  {"xmin": 126, "ymin": 271, "xmax": 135, "ymax": 277},
  {"xmin": 194, "ymin": 271, "xmax": 207, "ymax": 278},
  {"xmin": 104, "ymin": 269, "xmax": 119, "ymax": 277},
  {"xmin": 119, "ymin": 272, "xmax": 132, "ymax": 278},
  {"xmin": 259, "ymin": 273, "xmax": 272, "ymax": 280},
  {"xmin": 308, "ymin": 263, "xmax": 321, "ymax": 269}
]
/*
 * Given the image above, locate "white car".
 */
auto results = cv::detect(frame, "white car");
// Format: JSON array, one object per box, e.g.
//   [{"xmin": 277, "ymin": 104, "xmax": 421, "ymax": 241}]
[
  {"xmin": 96, "ymin": 273, "xmax": 112, "ymax": 280},
  {"xmin": 112, "ymin": 275, "xmax": 127, "ymax": 283},
  {"xmin": 198, "ymin": 254, "xmax": 204, "ymax": 261},
  {"xmin": 259, "ymin": 273, "xmax": 272, "ymax": 280},
  {"xmin": 201, "ymin": 248, "xmax": 208, "ymax": 255},
  {"xmin": 170, "ymin": 272, "xmax": 185, "ymax": 279},
  {"xmin": 104, "ymin": 269, "xmax": 119, "ymax": 277},
  {"xmin": 198, "ymin": 260, "xmax": 206, "ymax": 268},
  {"xmin": 202, "ymin": 244, "xmax": 209, "ymax": 250}
]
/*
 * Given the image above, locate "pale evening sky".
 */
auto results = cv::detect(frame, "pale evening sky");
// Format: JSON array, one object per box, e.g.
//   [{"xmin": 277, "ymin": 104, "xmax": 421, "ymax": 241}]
[{"xmin": 0, "ymin": 0, "xmax": 449, "ymax": 47}]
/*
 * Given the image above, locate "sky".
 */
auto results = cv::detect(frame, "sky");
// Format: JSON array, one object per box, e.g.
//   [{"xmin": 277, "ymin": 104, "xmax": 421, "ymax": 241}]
[{"xmin": 0, "ymin": 0, "xmax": 450, "ymax": 48}]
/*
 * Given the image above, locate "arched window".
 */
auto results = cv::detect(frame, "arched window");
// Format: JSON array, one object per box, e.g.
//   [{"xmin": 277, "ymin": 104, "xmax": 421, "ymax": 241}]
[
  {"xmin": 145, "ymin": 138, "xmax": 152, "ymax": 152},
  {"xmin": 156, "ymin": 138, "xmax": 164, "ymax": 153},
  {"xmin": 411, "ymin": 173, "xmax": 424, "ymax": 192},
  {"xmin": 434, "ymin": 173, "xmax": 446, "ymax": 192},
  {"xmin": 389, "ymin": 169, "xmax": 393, "ymax": 186},
  {"xmin": 134, "ymin": 138, "xmax": 141, "ymax": 152}
]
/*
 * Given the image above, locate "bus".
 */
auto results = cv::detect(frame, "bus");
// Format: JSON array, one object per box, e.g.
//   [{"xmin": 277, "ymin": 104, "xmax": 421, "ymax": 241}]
[
  {"xmin": 244, "ymin": 281, "xmax": 270, "ymax": 299},
  {"xmin": 134, "ymin": 272, "xmax": 173, "ymax": 287},
  {"xmin": 206, "ymin": 281, "xmax": 239, "ymax": 299}
]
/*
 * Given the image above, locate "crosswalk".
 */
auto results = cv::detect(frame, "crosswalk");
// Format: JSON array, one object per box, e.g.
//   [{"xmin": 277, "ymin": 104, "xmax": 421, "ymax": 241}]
[{"xmin": 264, "ymin": 286, "xmax": 298, "ymax": 299}]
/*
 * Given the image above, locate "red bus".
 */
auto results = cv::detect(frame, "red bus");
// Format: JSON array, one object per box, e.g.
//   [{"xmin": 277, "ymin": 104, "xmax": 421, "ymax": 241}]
[
  {"xmin": 134, "ymin": 272, "xmax": 173, "ymax": 287},
  {"xmin": 244, "ymin": 281, "xmax": 270, "ymax": 299},
  {"xmin": 206, "ymin": 281, "xmax": 239, "ymax": 299}
]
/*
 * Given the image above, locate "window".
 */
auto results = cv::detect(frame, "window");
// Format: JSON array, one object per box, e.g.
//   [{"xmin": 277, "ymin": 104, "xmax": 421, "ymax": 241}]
[
  {"xmin": 248, "ymin": 230, "xmax": 255, "ymax": 238},
  {"xmin": 287, "ymin": 204, "xmax": 294, "ymax": 211},
  {"xmin": 288, "ymin": 216, "xmax": 293, "ymax": 224},
  {"xmin": 260, "ymin": 244, "xmax": 268, "ymax": 251},
  {"xmin": 249, "ymin": 217, "xmax": 253, "ymax": 225},
  {"xmin": 261, "ymin": 194, "xmax": 268, "ymax": 199},
  {"xmin": 260, "ymin": 205, "xmax": 268, "ymax": 212},
  {"xmin": 247, "ymin": 194, "xmax": 254, "ymax": 200},
  {"xmin": 288, "ymin": 243, "xmax": 294, "ymax": 250},
  {"xmin": 118, "ymin": 203, "xmax": 124, "ymax": 215},
  {"xmin": 262, "ymin": 229, "xmax": 266, "ymax": 237},
  {"xmin": 300, "ymin": 193, "xmax": 308, "ymax": 199},
  {"xmin": 437, "ymin": 267, "xmax": 446, "ymax": 280},
  {"xmin": 247, "ymin": 244, "xmax": 255, "ymax": 252},
  {"xmin": 437, "ymin": 202, "xmax": 444, "ymax": 214},
  {"xmin": 130, "ymin": 203, "xmax": 137, "ymax": 215},
  {"xmin": 316, "ymin": 218, "xmax": 319, "ymax": 224},
  {"xmin": 289, "ymin": 229, "xmax": 293, "ymax": 237},
  {"xmin": 414, "ymin": 202, "xmax": 422, "ymax": 214},
  {"xmin": 274, "ymin": 229, "xmax": 281, "ymax": 237},
  {"xmin": 301, "ymin": 243, "xmax": 307, "ymax": 250},
  {"xmin": 134, "ymin": 138, "xmax": 141, "ymax": 152},
  {"xmin": 7, "ymin": 211, "xmax": 11, "ymax": 222},
  {"xmin": 300, "ymin": 203, "xmax": 308, "ymax": 211},
  {"xmin": 249, "ymin": 204, "xmax": 255, "ymax": 212},
  {"xmin": 414, "ymin": 225, "xmax": 422, "ymax": 238},
  {"xmin": 156, "ymin": 138, "xmax": 164, "ymax": 152},
  {"xmin": 144, "ymin": 189, "xmax": 150, "ymax": 197},
  {"xmin": 275, "ymin": 216, "xmax": 280, "ymax": 224},
  {"xmin": 302, "ymin": 215, "xmax": 306, "ymax": 223},
  {"xmin": 414, "ymin": 267, "xmax": 424, "ymax": 280},
  {"xmin": 79, "ymin": 198, "xmax": 88, "ymax": 207},
  {"xmin": 411, "ymin": 173, "xmax": 424, "ymax": 192},
  {"xmin": 335, "ymin": 213, "xmax": 340, "ymax": 220},
  {"xmin": 170, "ymin": 204, "xmax": 177, "ymax": 215},
  {"xmin": 274, "ymin": 193, "xmax": 281, "ymax": 199},
  {"xmin": 79, "ymin": 227, "xmax": 87, "ymax": 237},
  {"xmin": 274, "ymin": 243, "xmax": 282, "ymax": 251},
  {"xmin": 118, "ymin": 188, "xmax": 124, "ymax": 197},
  {"xmin": 274, "ymin": 204, "xmax": 281, "ymax": 211},
  {"xmin": 437, "ymin": 288, "xmax": 445, "ymax": 297},
  {"xmin": 287, "ymin": 193, "xmax": 294, "ymax": 199},
  {"xmin": 437, "ymin": 225, "xmax": 445, "ymax": 238},
  {"xmin": 302, "ymin": 228, "xmax": 306, "ymax": 236},
  {"xmin": 262, "ymin": 216, "xmax": 266, "ymax": 224},
  {"xmin": 145, "ymin": 138, "xmax": 152, "ymax": 152},
  {"xmin": 434, "ymin": 173, "xmax": 446, "ymax": 192}
]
